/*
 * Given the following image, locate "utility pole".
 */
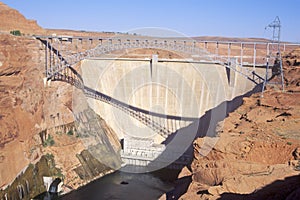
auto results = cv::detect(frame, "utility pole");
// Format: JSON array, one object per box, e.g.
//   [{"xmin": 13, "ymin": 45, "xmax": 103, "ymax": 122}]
[{"xmin": 261, "ymin": 16, "xmax": 284, "ymax": 96}]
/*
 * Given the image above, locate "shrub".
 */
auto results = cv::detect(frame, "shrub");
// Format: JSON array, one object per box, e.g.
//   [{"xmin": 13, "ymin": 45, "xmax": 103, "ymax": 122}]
[
  {"xmin": 10, "ymin": 30, "xmax": 21, "ymax": 36},
  {"xmin": 43, "ymin": 134, "xmax": 55, "ymax": 147},
  {"xmin": 67, "ymin": 130, "xmax": 74, "ymax": 136}
]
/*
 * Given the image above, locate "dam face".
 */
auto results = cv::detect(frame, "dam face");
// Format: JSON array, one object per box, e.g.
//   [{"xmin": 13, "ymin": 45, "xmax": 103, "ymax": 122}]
[{"xmin": 74, "ymin": 58, "xmax": 265, "ymax": 171}]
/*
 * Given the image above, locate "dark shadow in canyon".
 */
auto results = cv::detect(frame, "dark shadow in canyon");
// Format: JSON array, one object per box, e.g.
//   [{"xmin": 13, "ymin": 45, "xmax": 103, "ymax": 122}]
[{"xmin": 218, "ymin": 174, "xmax": 300, "ymax": 200}]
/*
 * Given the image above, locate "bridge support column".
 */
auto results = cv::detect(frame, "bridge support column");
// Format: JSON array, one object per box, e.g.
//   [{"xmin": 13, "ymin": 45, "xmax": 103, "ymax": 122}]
[
  {"xmin": 43, "ymin": 77, "xmax": 47, "ymax": 87},
  {"xmin": 229, "ymin": 64, "xmax": 236, "ymax": 87},
  {"xmin": 151, "ymin": 54, "xmax": 158, "ymax": 79},
  {"xmin": 47, "ymin": 79, "xmax": 51, "ymax": 87},
  {"xmin": 226, "ymin": 58, "xmax": 237, "ymax": 87}
]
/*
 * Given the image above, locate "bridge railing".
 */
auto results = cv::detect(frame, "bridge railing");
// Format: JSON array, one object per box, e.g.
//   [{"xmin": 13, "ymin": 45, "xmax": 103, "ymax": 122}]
[{"xmin": 44, "ymin": 38, "xmax": 218, "ymax": 79}]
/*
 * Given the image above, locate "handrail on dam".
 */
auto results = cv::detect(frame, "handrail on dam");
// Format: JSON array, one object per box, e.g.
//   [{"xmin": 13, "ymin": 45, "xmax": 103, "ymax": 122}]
[{"xmin": 34, "ymin": 34, "xmax": 300, "ymax": 46}]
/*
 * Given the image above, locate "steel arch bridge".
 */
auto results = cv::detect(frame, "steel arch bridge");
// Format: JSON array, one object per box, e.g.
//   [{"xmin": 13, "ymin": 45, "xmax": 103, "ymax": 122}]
[
  {"xmin": 36, "ymin": 36, "xmax": 268, "ymax": 83},
  {"xmin": 35, "ymin": 35, "xmax": 288, "ymax": 138},
  {"xmin": 35, "ymin": 35, "xmax": 300, "ymax": 168}
]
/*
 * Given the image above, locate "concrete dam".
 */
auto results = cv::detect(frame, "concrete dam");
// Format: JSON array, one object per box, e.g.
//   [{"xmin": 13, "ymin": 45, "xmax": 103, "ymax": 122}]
[
  {"xmin": 35, "ymin": 33, "xmax": 282, "ymax": 172},
  {"xmin": 73, "ymin": 57, "xmax": 266, "ymax": 171}
]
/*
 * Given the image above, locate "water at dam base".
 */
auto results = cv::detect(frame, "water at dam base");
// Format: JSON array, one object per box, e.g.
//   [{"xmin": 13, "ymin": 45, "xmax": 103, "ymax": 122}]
[{"xmin": 60, "ymin": 169, "xmax": 176, "ymax": 200}]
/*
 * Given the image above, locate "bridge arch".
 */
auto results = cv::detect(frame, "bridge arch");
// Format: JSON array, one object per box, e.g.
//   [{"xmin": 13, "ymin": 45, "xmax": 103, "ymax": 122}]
[
  {"xmin": 45, "ymin": 38, "xmax": 218, "ymax": 78},
  {"xmin": 37, "ymin": 35, "xmax": 265, "ymax": 87},
  {"xmin": 36, "ymin": 35, "xmax": 275, "ymax": 171},
  {"xmin": 37, "ymin": 35, "xmax": 267, "ymax": 143}
]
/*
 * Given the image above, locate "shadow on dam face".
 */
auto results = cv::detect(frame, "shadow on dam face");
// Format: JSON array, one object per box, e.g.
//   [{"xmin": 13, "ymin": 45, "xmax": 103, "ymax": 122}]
[
  {"xmin": 164, "ymin": 82, "xmax": 262, "ymax": 151},
  {"xmin": 132, "ymin": 83, "xmax": 262, "ymax": 172}
]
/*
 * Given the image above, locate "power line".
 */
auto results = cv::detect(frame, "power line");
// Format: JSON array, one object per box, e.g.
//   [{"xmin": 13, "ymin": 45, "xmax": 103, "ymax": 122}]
[{"xmin": 261, "ymin": 16, "xmax": 284, "ymax": 96}]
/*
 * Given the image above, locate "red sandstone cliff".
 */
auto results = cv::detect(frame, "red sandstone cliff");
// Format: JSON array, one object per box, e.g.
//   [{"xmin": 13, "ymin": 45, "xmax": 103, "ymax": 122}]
[
  {"xmin": 0, "ymin": 30, "xmax": 78, "ymax": 187},
  {"xmin": 0, "ymin": 1, "xmax": 76, "ymax": 187},
  {"xmin": 0, "ymin": 2, "xmax": 121, "ymax": 191}
]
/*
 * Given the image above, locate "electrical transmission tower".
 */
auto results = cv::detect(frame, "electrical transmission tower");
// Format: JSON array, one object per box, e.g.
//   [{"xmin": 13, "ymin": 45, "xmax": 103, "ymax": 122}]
[{"xmin": 261, "ymin": 16, "xmax": 285, "ymax": 96}]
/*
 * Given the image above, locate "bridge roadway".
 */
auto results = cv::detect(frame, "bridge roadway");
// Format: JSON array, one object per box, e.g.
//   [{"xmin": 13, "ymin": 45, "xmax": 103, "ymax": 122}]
[
  {"xmin": 36, "ymin": 34, "xmax": 300, "ymax": 81},
  {"xmin": 36, "ymin": 35, "xmax": 272, "ymax": 79}
]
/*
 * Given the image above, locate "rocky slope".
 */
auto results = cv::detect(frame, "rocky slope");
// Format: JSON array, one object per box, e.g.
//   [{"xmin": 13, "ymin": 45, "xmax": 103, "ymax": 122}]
[
  {"xmin": 0, "ymin": 32, "xmax": 79, "ymax": 188},
  {"xmin": 0, "ymin": 2, "xmax": 120, "ymax": 195},
  {"xmin": 0, "ymin": 33, "xmax": 46, "ymax": 186},
  {"xmin": 179, "ymin": 50, "xmax": 300, "ymax": 199}
]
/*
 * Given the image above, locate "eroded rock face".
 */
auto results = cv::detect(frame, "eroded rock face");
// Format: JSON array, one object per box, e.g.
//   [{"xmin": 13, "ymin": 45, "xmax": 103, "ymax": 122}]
[
  {"xmin": 0, "ymin": 5, "xmax": 75, "ymax": 187},
  {"xmin": 293, "ymin": 147, "xmax": 300, "ymax": 160},
  {"xmin": 182, "ymin": 112, "xmax": 300, "ymax": 199},
  {"xmin": 0, "ymin": 3, "xmax": 121, "ymax": 191},
  {"xmin": 180, "ymin": 51, "xmax": 300, "ymax": 199},
  {"xmin": 0, "ymin": 3, "xmax": 75, "ymax": 188},
  {"xmin": 0, "ymin": 34, "xmax": 43, "ymax": 145},
  {"xmin": 0, "ymin": 34, "xmax": 121, "ymax": 190},
  {"xmin": 0, "ymin": 32, "xmax": 75, "ymax": 187},
  {"xmin": 283, "ymin": 48, "xmax": 300, "ymax": 92},
  {"xmin": 0, "ymin": 33, "xmax": 46, "ymax": 187},
  {"xmin": 0, "ymin": 4, "xmax": 121, "ymax": 193}
]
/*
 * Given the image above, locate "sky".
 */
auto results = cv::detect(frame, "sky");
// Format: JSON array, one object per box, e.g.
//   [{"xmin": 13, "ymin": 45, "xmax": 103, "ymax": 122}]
[{"xmin": 2, "ymin": 0, "xmax": 300, "ymax": 42}]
